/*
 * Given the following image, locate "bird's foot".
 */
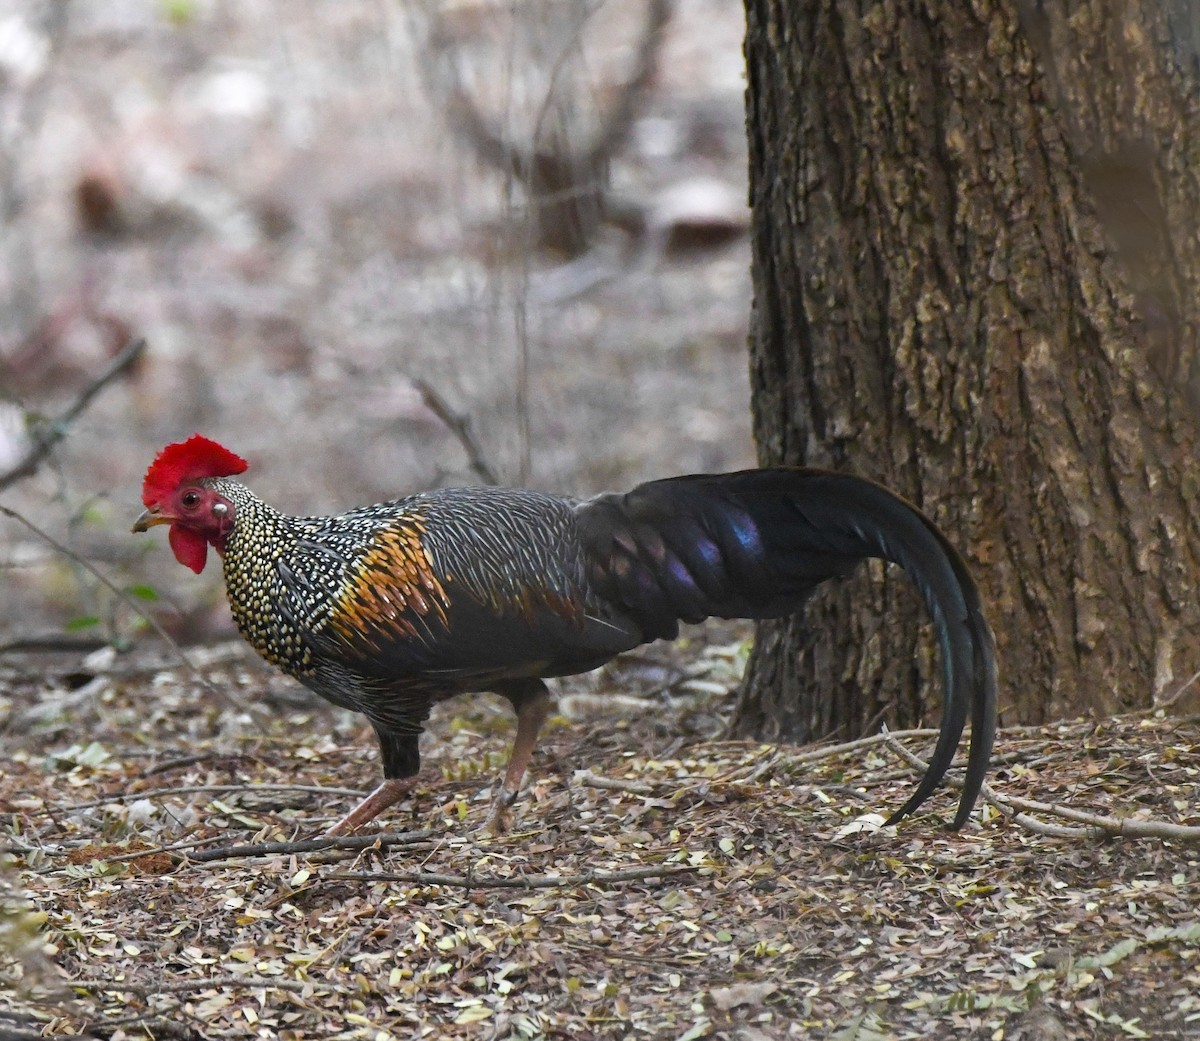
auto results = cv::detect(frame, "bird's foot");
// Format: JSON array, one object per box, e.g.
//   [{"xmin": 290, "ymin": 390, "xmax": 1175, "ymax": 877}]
[
  {"xmin": 326, "ymin": 777, "xmax": 416, "ymax": 836},
  {"xmin": 482, "ymin": 787, "xmax": 519, "ymax": 836}
]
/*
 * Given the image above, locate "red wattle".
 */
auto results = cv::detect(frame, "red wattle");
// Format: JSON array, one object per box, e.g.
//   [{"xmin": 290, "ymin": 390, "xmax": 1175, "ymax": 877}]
[{"xmin": 169, "ymin": 524, "xmax": 210, "ymax": 574}]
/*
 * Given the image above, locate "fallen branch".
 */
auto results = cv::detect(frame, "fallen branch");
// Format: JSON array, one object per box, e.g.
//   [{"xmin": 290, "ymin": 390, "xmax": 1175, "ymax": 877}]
[
  {"xmin": 704, "ymin": 728, "xmax": 941, "ymax": 759},
  {"xmin": 187, "ymin": 828, "xmax": 435, "ymax": 863},
  {"xmin": 79, "ymin": 1013, "xmax": 206, "ymax": 1041},
  {"xmin": 327, "ymin": 862, "xmax": 699, "ymax": 890},
  {"xmin": 100, "ymin": 837, "xmax": 223, "ymax": 863},
  {"xmin": 574, "ymin": 769, "xmax": 655, "ymax": 795},
  {"xmin": 0, "ymin": 336, "xmax": 145, "ymax": 491},
  {"xmin": 738, "ymin": 729, "xmax": 942, "ymax": 784},
  {"xmin": 985, "ymin": 789, "xmax": 1200, "ymax": 842},
  {"xmin": 581, "ymin": 738, "xmax": 1029, "ymax": 795},
  {"xmin": 67, "ymin": 973, "xmax": 335, "ymax": 997},
  {"xmin": 880, "ymin": 728, "xmax": 1200, "ymax": 843},
  {"xmin": 140, "ymin": 751, "xmax": 254, "ymax": 777},
  {"xmin": 45, "ymin": 782, "xmax": 366, "ymax": 817}
]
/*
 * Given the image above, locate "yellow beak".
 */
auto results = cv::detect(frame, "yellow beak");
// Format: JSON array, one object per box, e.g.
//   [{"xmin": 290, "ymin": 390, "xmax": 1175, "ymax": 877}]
[{"xmin": 131, "ymin": 507, "xmax": 172, "ymax": 533}]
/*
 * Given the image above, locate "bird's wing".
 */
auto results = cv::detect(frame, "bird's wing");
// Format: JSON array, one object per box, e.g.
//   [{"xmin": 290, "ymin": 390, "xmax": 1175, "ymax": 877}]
[{"xmin": 311, "ymin": 490, "xmax": 641, "ymax": 686}]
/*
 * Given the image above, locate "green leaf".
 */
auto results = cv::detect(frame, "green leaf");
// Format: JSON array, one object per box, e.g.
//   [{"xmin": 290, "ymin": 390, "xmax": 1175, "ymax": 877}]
[
  {"xmin": 160, "ymin": 0, "xmax": 198, "ymax": 24},
  {"xmin": 126, "ymin": 584, "xmax": 160, "ymax": 602},
  {"xmin": 64, "ymin": 615, "xmax": 101, "ymax": 632}
]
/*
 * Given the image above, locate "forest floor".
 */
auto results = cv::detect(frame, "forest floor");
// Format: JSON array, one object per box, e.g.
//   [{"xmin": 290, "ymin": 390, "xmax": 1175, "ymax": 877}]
[{"xmin": 2, "ymin": 634, "xmax": 1199, "ymax": 1041}]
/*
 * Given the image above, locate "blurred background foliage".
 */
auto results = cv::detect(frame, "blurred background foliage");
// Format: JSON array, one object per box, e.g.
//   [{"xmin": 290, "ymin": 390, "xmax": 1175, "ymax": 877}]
[{"xmin": 0, "ymin": 0, "xmax": 753, "ymax": 648}]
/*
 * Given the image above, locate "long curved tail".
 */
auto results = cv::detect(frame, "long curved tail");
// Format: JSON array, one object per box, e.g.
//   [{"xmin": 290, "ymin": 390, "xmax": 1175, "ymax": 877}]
[{"xmin": 578, "ymin": 468, "xmax": 997, "ymax": 828}]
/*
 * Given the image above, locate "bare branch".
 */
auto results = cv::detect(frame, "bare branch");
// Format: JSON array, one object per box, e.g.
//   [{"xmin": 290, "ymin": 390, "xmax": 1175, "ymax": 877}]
[
  {"xmin": 587, "ymin": 0, "xmax": 674, "ymax": 168},
  {"xmin": 782, "ymin": 727, "xmax": 942, "ymax": 763},
  {"xmin": 430, "ymin": 1, "xmax": 673, "ymax": 256},
  {"xmin": 0, "ymin": 502, "xmax": 258, "ymax": 721},
  {"xmin": 41, "ymin": 783, "xmax": 368, "ymax": 817},
  {"xmin": 0, "ymin": 336, "xmax": 145, "ymax": 492},
  {"xmin": 410, "ymin": 378, "xmax": 501, "ymax": 485},
  {"xmin": 703, "ymin": 727, "xmax": 941, "ymax": 759},
  {"xmin": 986, "ymin": 788, "xmax": 1200, "ymax": 842}
]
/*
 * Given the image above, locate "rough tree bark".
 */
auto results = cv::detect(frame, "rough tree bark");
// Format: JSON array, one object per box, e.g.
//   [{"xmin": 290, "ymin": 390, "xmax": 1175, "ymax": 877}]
[{"xmin": 733, "ymin": 0, "xmax": 1200, "ymax": 746}]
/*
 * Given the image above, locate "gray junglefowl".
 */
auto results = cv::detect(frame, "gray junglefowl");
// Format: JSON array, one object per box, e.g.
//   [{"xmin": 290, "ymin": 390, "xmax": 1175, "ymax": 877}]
[{"xmin": 133, "ymin": 434, "xmax": 996, "ymax": 835}]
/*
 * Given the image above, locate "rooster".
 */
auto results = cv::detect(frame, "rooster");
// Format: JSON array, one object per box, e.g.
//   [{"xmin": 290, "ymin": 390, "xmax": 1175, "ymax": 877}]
[{"xmin": 133, "ymin": 435, "xmax": 996, "ymax": 835}]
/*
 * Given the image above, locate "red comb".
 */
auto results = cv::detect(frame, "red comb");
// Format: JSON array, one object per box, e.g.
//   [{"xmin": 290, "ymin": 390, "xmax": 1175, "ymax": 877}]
[{"xmin": 141, "ymin": 435, "xmax": 248, "ymax": 507}]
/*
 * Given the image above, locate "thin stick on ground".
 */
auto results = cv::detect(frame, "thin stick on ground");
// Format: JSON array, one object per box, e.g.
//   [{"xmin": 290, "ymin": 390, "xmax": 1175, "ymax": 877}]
[
  {"xmin": 703, "ymin": 727, "xmax": 941, "ymax": 757},
  {"xmin": 880, "ymin": 727, "xmax": 1200, "ymax": 843},
  {"xmin": 66, "ymin": 974, "xmax": 337, "ymax": 997},
  {"xmin": 187, "ymin": 829, "xmax": 435, "ymax": 863},
  {"xmin": 44, "ymin": 782, "xmax": 368, "ymax": 816},
  {"xmin": 574, "ymin": 769, "xmax": 656, "ymax": 795},
  {"xmin": 327, "ymin": 863, "xmax": 699, "ymax": 890}
]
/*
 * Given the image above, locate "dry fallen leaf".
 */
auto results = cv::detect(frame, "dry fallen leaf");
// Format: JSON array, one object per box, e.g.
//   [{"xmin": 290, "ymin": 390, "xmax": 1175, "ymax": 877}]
[{"xmin": 709, "ymin": 980, "xmax": 777, "ymax": 1011}]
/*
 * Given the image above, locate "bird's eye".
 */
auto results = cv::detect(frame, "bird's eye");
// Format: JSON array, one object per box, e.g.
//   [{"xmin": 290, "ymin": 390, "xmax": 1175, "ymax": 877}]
[{"xmin": 181, "ymin": 490, "xmax": 201, "ymax": 509}]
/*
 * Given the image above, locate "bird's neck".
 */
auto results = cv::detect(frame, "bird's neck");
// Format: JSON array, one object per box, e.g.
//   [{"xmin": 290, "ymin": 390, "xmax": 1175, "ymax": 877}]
[
  {"xmin": 217, "ymin": 482, "xmax": 297, "ymax": 566},
  {"xmin": 212, "ymin": 482, "xmax": 315, "ymax": 673}
]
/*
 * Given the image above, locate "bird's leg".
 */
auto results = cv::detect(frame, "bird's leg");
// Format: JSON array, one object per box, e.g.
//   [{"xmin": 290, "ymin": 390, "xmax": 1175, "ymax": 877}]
[
  {"xmin": 485, "ymin": 679, "xmax": 552, "ymax": 835},
  {"xmin": 325, "ymin": 727, "xmax": 421, "ymax": 836},
  {"xmin": 326, "ymin": 776, "xmax": 418, "ymax": 836}
]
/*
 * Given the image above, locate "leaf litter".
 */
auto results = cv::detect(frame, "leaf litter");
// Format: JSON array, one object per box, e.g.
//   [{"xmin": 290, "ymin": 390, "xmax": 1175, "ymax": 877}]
[{"xmin": 1, "ymin": 633, "xmax": 1198, "ymax": 1040}]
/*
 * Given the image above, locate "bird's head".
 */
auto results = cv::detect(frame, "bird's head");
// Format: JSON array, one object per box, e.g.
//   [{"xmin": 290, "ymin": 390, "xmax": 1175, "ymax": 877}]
[{"xmin": 133, "ymin": 434, "xmax": 248, "ymax": 573}]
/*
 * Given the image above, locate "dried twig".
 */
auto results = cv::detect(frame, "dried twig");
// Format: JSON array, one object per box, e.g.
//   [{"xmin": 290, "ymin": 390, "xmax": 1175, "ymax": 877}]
[
  {"xmin": 704, "ymin": 728, "xmax": 942, "ymax": 759},
  {"xmin": 67, "ymin": 974, "xmax": 336, "ymax": 997},
  {"xmin": 1147, "ymin": 666, "xmax": 1200, "ymax": 713},
  {"xmin": 84, "ymin": 1013, "xmax": 207, "ymax": 1041},
  {"xmin": 410, "ymin": 378, "xmax": 501, "ymax": 486},
  {"xmin": 0, "ymin": 502, "xmax": 257, "ymax": 721},
  {"xmin": 98, "ymin": 837, "xmax": 221, "ymax": 863},
  {"xmin": 986, "ymin": 789, "xmax": 1200, "ymax": 842},
  {"xmin": 730, "ymin": 728, "xmax": 945, "ymax": 784},
  {"xmin": 430, "ymin": 0, "xmax": 672, "ymax": 257},
  {"xmin": 42, "ymin": 783, "xmax": 367, "ymax": 817},
  {"xmin": 880, "ymin": 728, "xmax": 1200, "ymax": 843},
  {"xmin": 140, "ymin": 751, "xmax": 252, "ymax": 777},
  {"xmin": 327, "ymin": 862, "xmax": 698, "ymax": 889},
  {"xmin": 0, "ymin": 336, "xmax": 145, "ymax": 491},
  {"xmin": 781, "ymin": 727, "xmax": 943, "ymax": 764},
  {"xmin": 574, "ymin": 769, "xmax": 656, "ymax": 795},
  {"xmin": 0, "ymin": 633, "xmax": 109, "ymax": 655},
  {"xmin": 581, "ymin": 733, "xmax": 992, "ymax": 794},
  {"xmin": 187, "ymin": 828, "xmax": 435, "ymax": 863}
]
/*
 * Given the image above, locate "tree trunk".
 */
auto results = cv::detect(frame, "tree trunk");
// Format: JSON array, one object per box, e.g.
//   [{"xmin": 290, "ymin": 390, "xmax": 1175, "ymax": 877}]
[{"xmin": 734, "ymin": 0, "xmax": 1200, "ymax": 744}]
